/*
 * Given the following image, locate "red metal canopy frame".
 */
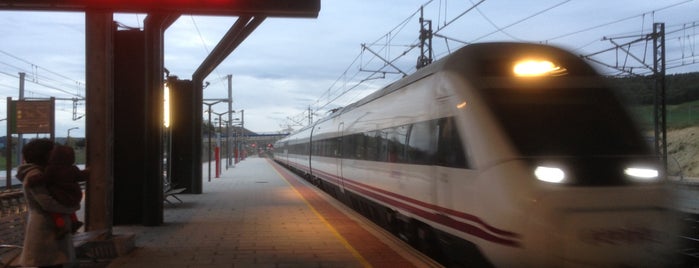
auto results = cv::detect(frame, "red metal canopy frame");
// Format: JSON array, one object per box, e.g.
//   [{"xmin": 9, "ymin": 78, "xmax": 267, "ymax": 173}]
[
  {"xmin": 0, "ymin": 0, "xmax": 320, "ymax": 17},
  {"xmin": 0, "ymin": 0, "xmax": 320, "ymax": 229}
]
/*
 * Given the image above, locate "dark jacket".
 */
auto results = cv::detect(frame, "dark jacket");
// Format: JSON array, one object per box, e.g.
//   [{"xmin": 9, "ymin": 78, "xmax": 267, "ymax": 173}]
[{"xmin": 25, "ymin": 145, "xmax": 86, "ymax": 207}]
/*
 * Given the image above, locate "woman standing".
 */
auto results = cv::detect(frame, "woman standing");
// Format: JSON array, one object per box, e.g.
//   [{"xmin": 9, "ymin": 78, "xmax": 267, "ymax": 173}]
[{"xmin": 16, "ymin": 139, "xmax": 80, "ymax": 268}]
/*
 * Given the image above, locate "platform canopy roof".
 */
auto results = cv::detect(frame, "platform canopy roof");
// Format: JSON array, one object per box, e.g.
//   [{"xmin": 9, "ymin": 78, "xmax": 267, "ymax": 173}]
[{"xmin": 0, "ymin": 0, "xmax": 320, "ymax": 17}]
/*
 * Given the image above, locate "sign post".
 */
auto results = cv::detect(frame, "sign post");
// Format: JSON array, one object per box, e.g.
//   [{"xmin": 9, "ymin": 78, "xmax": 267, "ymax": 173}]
[{"xmin": 4, "ymin": 97, "xmax": 55, "ymax": 189}]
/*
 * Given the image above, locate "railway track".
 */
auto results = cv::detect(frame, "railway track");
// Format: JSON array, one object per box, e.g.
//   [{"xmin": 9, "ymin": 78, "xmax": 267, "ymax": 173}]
[{"xmin": 681, "ymin": 213, "xmax": 699, "ymax": 266}]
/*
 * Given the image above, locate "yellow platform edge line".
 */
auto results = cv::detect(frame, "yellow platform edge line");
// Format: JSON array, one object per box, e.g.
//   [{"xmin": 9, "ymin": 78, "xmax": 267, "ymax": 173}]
[{"xmin": 271, "ymin": 163, "xmax": 373, "ymax": 268}]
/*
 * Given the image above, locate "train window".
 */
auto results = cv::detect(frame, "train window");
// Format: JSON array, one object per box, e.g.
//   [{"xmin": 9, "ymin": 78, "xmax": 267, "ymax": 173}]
[
  {"xmin": 407, "ymin": 120, "xmax": 438, "ymax": 165},
  {"xmin": 342, "ymin": 135, "xmax": 355, "ymax": 158},
  {"xmin": 354, "ymin": 134, "xmax": 365, "ymax": 159},
  {"xmin": 303, "ymin": 118, "xmax": 470, "ymax": 167},
  {"xmin": 319, "ymin": 139, "xmax": 327, "ymax": 156},
  {"xmin": 437, "ymin": 117, "xmax": 468, "ymax": 168},
  {"xmin": 335, "ymin": 137, "xmax": 342, "ymax": 157},
  {"xmin": 387, "ymin": 125, "xmax": 409, "ymax": 163},
  {"xmin": 365, "ymin": 131, "xmax": 379, "ymax": 161},
  {"xmin": 376, "ymin": 129, "xmax": 388, "ymax": 162},
  {"xmin": 324, "ymin": 139, "xmax": 331, "ymax": 157},
  {"xmin": 481, "ymin": 87, "xmax": 650, "ymax": 157},
  {"xmin": 329, "ymin": 139, "xmax": 338, "ymax": 157}
]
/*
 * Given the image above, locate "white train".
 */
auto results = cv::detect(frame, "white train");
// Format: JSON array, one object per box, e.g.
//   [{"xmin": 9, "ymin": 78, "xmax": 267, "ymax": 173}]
[{"xmin": 273, "ymin": 42, "xmax": 679, "ymax": 267}]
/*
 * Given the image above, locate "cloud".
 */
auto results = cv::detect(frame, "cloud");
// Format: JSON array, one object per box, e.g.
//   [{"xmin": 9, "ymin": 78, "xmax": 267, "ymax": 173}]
[{"xmin": 1, "ymin": 0, "xmax": 698, "ymax": 135}]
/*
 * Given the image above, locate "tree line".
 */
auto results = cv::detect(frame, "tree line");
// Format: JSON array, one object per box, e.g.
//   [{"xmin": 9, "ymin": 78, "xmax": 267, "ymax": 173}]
[{"xmin": 608, "ymin": 72, "xmax": 699, "ymax": 105}]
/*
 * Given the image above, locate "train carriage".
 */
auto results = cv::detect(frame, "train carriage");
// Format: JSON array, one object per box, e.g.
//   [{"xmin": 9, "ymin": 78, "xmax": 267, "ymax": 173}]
[{"xmin": 274, "ymin": 42, "xmax": 679, "ymax": 267}]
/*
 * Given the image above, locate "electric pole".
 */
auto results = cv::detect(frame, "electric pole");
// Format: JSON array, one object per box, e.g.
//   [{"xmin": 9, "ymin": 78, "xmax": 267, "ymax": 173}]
[
  {"xmin": 416, "ymin": 6, "xmax": 433, "ymax": 69},
  {"xmin": 652, "ymin": 22, "xmax": 667, "ymax": 174},
  {"xmin": 18, "ymin": 72, "xmax": 25, "ymax": 164},
  {"xmin": 227, "ymin": 74, "xmax": 233, "ymax": 168}
]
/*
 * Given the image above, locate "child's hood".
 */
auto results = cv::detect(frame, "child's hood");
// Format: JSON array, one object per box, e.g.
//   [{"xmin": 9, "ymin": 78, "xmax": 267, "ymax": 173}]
[
  {"xmin": 48, "ymin": 145, "xmax": 75, "ymax": 166},
  {"xmin": 15, "ymin": 163, "xmax": 42, "ymax": 182}
]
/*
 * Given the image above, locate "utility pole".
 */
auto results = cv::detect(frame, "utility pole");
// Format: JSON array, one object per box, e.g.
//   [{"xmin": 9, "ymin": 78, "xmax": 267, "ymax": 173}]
[
  {"xmin": 652, "ymin": 22, "xmax": 667, "ymax": 174},
  {"xmin": 416, "ymin": 6, "xmax": 433, "ymax": 69},
  {"xmin": 227, "ymin": 74, "xmax": 233, "ymax": 168},
  {"xmin": 17, "ymin": 72, "xmax": 25, "ymax": 165},
  {"xmin": 240, "ymin": 110, "xmax": 245, "ymax": 161},
  {"xmin": 581, "ymin": 22, "xmax": 669, "ymax": 176},
  {"xmin": 203, "ymin": 100, "xmax": 222, "ymax": 182}
]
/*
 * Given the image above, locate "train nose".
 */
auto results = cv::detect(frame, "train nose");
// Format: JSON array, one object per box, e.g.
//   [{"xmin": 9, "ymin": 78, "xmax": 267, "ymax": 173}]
[
  {"xmin": 524, "ymin": 182, "xmax": 682, "ymax": 267},
  {"xmin": 558, "ymin": 208, "xmax": 678, "ymax": 266}
]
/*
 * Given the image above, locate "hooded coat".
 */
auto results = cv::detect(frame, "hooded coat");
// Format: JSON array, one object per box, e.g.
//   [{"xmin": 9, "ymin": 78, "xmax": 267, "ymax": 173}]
[
  {"xmin": 27, "ymin": 145, "xmax": 85, "ymax": 207},
  {"xmin": 16, "ymin": 163, "xmax": 79, "ymax": 267}
]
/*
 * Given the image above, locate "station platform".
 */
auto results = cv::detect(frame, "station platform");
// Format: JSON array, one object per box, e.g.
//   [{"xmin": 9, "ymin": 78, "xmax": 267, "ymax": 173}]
[{"xmin": 107, "ymin": 157, "xmax": 441, "ymax": 267}]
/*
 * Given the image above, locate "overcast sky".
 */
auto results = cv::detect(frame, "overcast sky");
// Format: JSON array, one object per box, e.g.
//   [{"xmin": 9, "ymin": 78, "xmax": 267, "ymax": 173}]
[{"xmin": 0, "ymin": 0, "xmax": 698, "ymax": 136}]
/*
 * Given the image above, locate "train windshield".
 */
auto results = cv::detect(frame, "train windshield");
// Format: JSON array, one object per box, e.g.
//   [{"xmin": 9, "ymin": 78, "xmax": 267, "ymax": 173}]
[{"xmin": 481, "ymin": 85, "xmax": 651, "ymax": 157}]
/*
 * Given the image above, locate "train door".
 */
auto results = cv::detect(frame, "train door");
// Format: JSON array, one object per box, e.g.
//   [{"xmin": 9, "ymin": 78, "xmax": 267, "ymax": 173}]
[
  {"xmin": 435, "ymin": 117, "xmax": 472, "ymax": 210},
  {"xmin": 308, "ymin": 127, "xmax": 314, "ymax": 174},
  {"xmin": 337, "ymin": 122, "xmax": 344, "ymax": 193}
]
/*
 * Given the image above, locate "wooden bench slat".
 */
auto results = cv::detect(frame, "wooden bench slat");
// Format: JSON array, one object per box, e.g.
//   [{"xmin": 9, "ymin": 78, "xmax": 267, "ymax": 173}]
[{"xmin": 164, "ymin": 188, "xmax": 186, "ymax": 204}]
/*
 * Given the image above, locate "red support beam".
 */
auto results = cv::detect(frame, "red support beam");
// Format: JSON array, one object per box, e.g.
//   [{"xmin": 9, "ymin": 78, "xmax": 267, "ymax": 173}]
[{"xmin": 0, "ymin": 0, "xmax": 320, "ymax": 17}]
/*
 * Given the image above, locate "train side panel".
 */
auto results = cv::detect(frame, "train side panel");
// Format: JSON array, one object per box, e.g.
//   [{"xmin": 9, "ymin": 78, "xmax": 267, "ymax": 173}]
[
  {"xmin": 275, "ymin": 43, "xmax": 680, "ymax": 267},
  {"xmin": 311, "ymin": 74, "xmax": 443, "ymax": 214}
]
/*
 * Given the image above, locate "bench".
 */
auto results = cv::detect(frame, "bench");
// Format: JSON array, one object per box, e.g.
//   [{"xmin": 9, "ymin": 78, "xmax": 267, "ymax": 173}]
[
  {"xmin": 0, "ymin": 189, "xmax": 26, "ymax": 267},
  {"xmin": 0, "ymin": 215, "xmax": 24, "ymax": 267},
  {"xmin": 0, "ymin": 189, "xmax": 111, "ymax": 267},
  {"xmin": 163, "ymin": 183, "xmax": 186, "ymax": 205}
]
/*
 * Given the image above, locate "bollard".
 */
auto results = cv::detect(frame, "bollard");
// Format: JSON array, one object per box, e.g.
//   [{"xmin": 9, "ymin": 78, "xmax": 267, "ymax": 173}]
[{"xmin": 215, "ymin": 147, "xmax": 220, "ymax": 178}]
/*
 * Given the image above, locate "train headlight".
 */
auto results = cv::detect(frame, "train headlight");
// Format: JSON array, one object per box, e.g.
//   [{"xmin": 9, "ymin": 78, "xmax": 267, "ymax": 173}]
[
  {"xmin": 624, "ymin": 167, "xmax": 659, "ymax": 181},
  {"xmin": 513, "ymin": 60, "xmax": 567, "ymax": 77},
  {"xmin": 535, "ymin": 166, "xmax": 565, "ymax": 183}
]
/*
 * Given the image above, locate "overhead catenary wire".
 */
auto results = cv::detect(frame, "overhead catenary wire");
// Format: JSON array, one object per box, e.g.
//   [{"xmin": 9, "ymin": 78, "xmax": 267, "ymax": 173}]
[
  {"xmin": 544, "ymin": 0, "xmax": 694, "ymax": 42},
  {"xmin": 467, "ymin": 0, "xmax": 522, "ymax": 41},
  {"xmin": 0, "ymin": 49, "xmax": 85, "ymax": 91},
  {"xmin": 190, "ymin": 16, "xmax": 229, "ymax": 94},
  {"xmin": 0, "ymin": 67, "xmax": 84, "ymax": 98},
  {"xmin": 290, "ymin": 0, "xmax": 569, "ymax": 128},
  {"xmin": 0, "ymin": 49, "xmax": 85, "ymax": 99},
  {"xmin": 437, "ymin": 0, "xmax": 485, "ymax": 35},
  {"xmin": 470, "ymin": 0, "xmax": 572, "ymax": 43},
  {"xmin": 283, "ymin": 0, "xmax": 698, "ymax": 131},
  {"xmin": 313, "ymin": 0, "xmax": 487, "ymax": 114},
  {"xmin": 580, "ymin": 19, "xmax": 699, "ymax": 76}
]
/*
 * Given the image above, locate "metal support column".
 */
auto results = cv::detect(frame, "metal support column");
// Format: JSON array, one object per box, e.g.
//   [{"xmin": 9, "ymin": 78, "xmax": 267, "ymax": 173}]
[
  {"xmin": 85, "ymin": 10, "xmax": 114, "ymax": 233},
  {"xmin": 192, "ymin": 15, "xmax": 266, "ymax": 191},
  {"xmin": 143, "ymin": 12, "xmax": 179, "ymax": 226}
]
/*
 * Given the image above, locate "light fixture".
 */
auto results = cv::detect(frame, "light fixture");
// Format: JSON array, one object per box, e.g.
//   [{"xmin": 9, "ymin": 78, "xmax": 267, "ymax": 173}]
[
  {"xmin": 456, "ymin": 101, "xmax": 467, "ymax": 109},
  {"xmin": 513, "ymin": 60, "xmax": 567, "ymax": 77},
  {"xmin": 624, "ymin": 167, "xmax": 659, "ymax": 181},
  {"xmin": 535, "ymin": 166, "xmax": 565, "ymax": 183},
  {"xmin": 163, "ymin": 83, "xmax": 170, "ymax": 128}
]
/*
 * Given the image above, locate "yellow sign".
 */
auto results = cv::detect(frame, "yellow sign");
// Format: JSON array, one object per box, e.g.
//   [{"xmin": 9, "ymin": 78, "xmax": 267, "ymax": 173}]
[{"xmin": 14, "ymin": 100, "xmax": 53, "ymax": 134}]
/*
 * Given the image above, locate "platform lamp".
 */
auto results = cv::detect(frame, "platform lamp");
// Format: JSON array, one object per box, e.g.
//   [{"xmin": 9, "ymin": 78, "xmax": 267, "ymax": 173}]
[
  {"xmin": 213, "ymin": 111, "xmax": 232, "ymax": 170},
  {"xmin": 67, "ymin": 127, "xmax": 79, "ymax": 146},
  {"xmin": 203, "ymin": 101, "xmax": 222, "ymax": 182}
]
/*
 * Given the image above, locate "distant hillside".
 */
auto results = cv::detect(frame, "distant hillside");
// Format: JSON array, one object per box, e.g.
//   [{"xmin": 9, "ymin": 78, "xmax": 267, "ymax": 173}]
[
  {"xmin": 668, "ymin": 127, "xmax": 699, "ymax": 177},
  {"xmin": 607, "ymin": 72, "xmax": 699, "ymax": 177},
  {"xmin": 608, "ymin": 72, "xmax": 699, "ymax": 105}
]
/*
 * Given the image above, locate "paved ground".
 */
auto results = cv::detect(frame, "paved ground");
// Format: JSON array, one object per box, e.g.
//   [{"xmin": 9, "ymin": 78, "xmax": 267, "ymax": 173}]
[{"xmin": 105, "ymin": 157, "xmax": 440, "ymax": 268}]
